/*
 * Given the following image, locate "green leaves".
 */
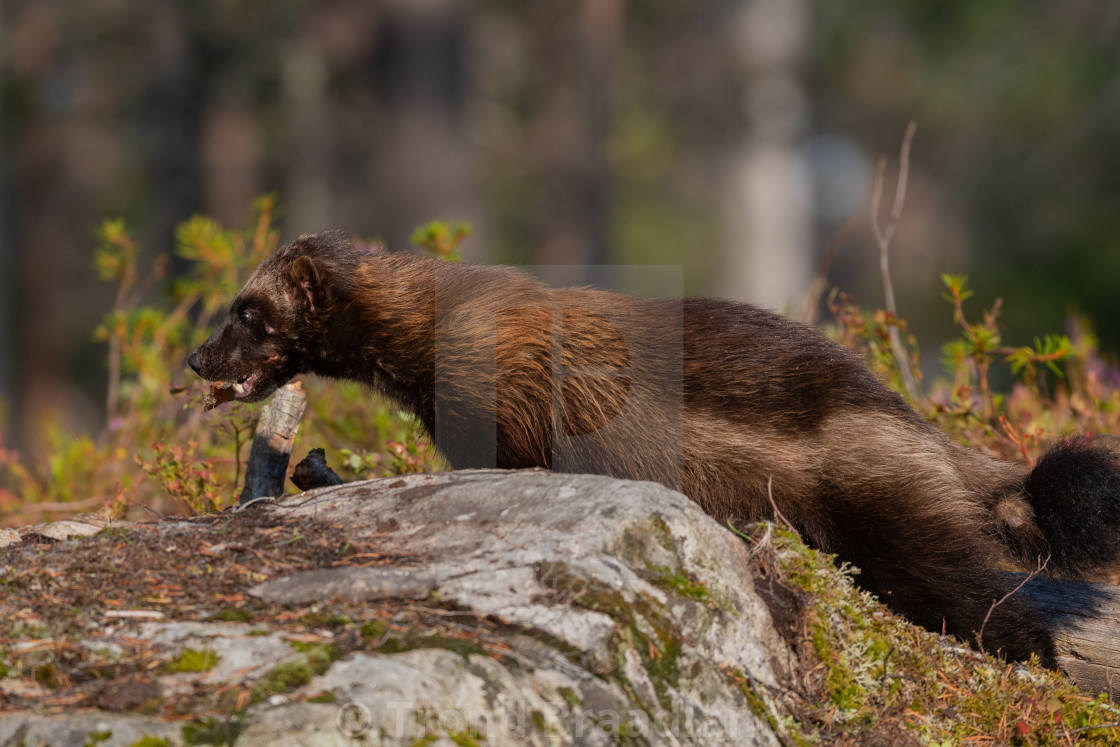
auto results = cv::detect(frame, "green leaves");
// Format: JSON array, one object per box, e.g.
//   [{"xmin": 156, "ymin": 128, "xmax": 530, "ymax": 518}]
[
  {"xmin": 410, "ymin": 220, "xmax": 471, "ymax": 261},
  {"xmin": 1007, "ymin": 334, "xmax": 1072, "ymax": 380},
  {"xmin": 7, "ymin": 201, "xmax": 463, "ymax": 522},
  {"xmin": 939, "ymin": 273, "xmax": 1072, "ymax": 391},
  {"xmin": 136, "ymin": 440, "xmax": 227, "ymax": 514},
  {"xmin": 939, "ymin": 273, "xmax": 973, "ymax": 303},
  {"xmin": 93, "ymin": 218, "xmax": 135, "ymax": 283}
]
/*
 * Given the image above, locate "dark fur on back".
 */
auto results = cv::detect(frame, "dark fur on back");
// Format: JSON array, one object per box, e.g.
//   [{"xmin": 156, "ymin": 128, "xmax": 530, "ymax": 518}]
[{"xmin": 189, "ymin": 231, "xmax": 1120, "ymax": 667}]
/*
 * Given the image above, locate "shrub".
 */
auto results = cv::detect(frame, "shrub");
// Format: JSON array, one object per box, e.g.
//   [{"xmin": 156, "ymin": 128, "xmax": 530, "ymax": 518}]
[
  {"xmin": 827, "ymin": 273, "xmax": 1120, "ymax": 465},
  {"xmin": 0, "ymin": 202, "xmax": 456, "ymax": 522}
]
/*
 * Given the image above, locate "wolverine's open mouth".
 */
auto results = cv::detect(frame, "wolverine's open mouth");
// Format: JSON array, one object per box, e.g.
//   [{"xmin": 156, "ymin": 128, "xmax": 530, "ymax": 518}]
[{"xmin": 203, "ymin": 371, "xmax": 264, "ymax": 410}]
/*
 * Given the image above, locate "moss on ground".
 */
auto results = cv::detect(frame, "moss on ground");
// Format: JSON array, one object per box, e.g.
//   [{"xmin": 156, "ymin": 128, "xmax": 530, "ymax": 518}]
[
  {"xmin": 181, "ymin": 716, "xmax": 244, "ymax": 745},
  {"xmin": 206, "ymin": 608, "xmax": 253, "ymax": 623},
  {"xmin": 736, "ymin": 521, "xmax": 1120, "ymax": 745},
  {"xmin": 378, "ymin": 632, "xmax": 486, "ymax": 660},
  {"xmin": 128, "ymin": 738, "xmax": 170, "ymax": 747},
  {"xmin": 163, "ymin": 648, "xmax": 219, "ymax": 674},
  {"xmin": 249, "ymin": 642, "xmax": 340, "ymax": 704}
]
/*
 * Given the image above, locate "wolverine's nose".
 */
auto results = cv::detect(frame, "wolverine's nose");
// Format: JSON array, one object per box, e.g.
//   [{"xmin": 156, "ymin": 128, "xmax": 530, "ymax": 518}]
[{"xmin": 187, "ymin": 351, "xmax": 202, "ymax": 376}]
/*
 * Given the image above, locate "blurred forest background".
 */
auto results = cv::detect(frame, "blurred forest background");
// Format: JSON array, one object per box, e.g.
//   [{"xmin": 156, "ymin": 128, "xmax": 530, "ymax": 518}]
[{"xmin": 2, "ymin": 0, "xmax": 1120, "ymax": 452}]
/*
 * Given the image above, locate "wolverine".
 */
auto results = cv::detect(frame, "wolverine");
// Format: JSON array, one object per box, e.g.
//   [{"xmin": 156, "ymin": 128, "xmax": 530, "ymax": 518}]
[{"xmin": 188, "ymin": 230, "xmax": 1120, "ymax": 666}]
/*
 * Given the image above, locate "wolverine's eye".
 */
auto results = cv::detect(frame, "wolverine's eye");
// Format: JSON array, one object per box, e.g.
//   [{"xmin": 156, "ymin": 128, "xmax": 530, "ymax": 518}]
[{"xmin": 238, "ymin": 309, "xmax": 253, "ymax": 325}]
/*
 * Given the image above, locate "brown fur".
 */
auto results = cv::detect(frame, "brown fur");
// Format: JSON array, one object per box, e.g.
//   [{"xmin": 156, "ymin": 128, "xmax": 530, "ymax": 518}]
[{"xmin": 189, "ymin": 231, "xmax": 1120, "ymax": 666}]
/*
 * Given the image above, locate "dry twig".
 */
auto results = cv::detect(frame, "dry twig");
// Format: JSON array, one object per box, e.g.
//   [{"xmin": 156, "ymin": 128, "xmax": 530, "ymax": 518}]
[
  {"xmin": 767, "ymin": 476, "xmax": 800, "ymax": 539},
  {"xmin": 870, "ymin": 121, "xmax": 921, "ymax": 403},
  {"xmin": 975, "ymin": 554, "xmax": 1050, "ymax": 657}
]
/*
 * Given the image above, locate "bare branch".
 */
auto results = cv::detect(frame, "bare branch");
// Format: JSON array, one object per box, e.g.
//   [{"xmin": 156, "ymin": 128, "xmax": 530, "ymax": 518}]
[
  {"xmin": 869, "ymin": 121, "xmax": 920, "ymax": 403},
  {"xmin": 975, "ymin": 554, "xmax": 1050, "ymax": 657}
]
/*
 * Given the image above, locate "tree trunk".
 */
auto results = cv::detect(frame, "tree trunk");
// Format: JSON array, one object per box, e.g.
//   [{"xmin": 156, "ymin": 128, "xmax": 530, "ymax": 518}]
[{"xmin": 719, "ymin": 0, "xmax": 811, "ymax": 312}]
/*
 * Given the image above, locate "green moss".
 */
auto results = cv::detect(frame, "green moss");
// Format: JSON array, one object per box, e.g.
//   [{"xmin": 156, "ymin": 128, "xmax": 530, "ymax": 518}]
[
  {"xmin": 301, "ymin": 612, "xmax": 353, "ymax": 628},
  {"xmin": 408, "ymin": 737, "xmax": 438, "ymax": 747},
  {"xmin": 378, "ymin": 633, "xmax": 485, "ymax": 660},
  {"xmin": 740, "ymin": 521, "xmax": 1120, "ymax": 745},
  {"xmin": 733, "ymin": 672, "xmax": 812, "ymax": 747},
  {"xmin": 95, "ymin": 526, "xmax": 130, "ymax": 541},
  {"xmin": 538, "ymin": 561, "xmax": 683, "ymax": 711},
  {"xmin": 557, "ymin": 686, "xmax": 581, "ymax": 708},
  {"xmin": 250, "ymin": 643, "xmax": 340, "ymax": 704},
  {"xmin": 84, "ymin": 730, "xmax": 112, "ymax": 746},
  {"xmin": 11, "ymin": 622, "xmax": 51, "ymax": 639},
  {"xmin": 531, "ymin": 710, "xmax": 550, "ymax": 732},
  {"xmin": 360, "ymin": 619, "xmax": 386, "ymax": 640},
  {"xmin": 647, "ymin": 564, "xmax": 710, "ymax": 602},
  {"xmin": 206, "ymin": 608, "xmax": 253, "ymax": 623},
  {"xmin": 448, "ymin": 728, "xmax": 483, "ymax": 747},
  {"xmin": 34, "ymin": 662, "xmax": 60, "ymax": 688},
  {"xmin": 648, "ymin": 515, "xmax": 676, "ymax": 553},
  {"xmin": 307, "ymin": 691, "xmax": 337, "ymax": 704},
  {"xmin": 252, "ymin": 659, "xmax": 311, "ymax": 700},
  {"xmin": 164, "ymin": 648, "xmax": 219, "ymax": 673},
  {"xmin": 181, "ymin": 717, "xmax": 244, "ymax": 746},
  {"xmin": 129, "ymin": 738, "xmax": 170, "ymax": 747}
]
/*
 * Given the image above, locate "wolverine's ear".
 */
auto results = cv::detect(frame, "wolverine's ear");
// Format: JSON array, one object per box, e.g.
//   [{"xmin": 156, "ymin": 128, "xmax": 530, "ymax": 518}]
[{"xmin": 284, "ymin": 255, "xmax": 324, "ymax": 312}]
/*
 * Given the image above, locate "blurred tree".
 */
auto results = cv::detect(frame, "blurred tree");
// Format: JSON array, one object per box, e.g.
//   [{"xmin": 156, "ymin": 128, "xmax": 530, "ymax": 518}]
[
  {"xmin": 719, "ymin": 0, "xmax": 812, "ymax": 311},
  {"xmin": 2, "ymin": 0, "xmax": 1120, "ymax": 451}
]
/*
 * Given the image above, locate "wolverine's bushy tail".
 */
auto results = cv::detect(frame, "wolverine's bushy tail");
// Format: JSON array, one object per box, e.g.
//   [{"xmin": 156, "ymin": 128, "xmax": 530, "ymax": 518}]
[{"xmin": 1022, "ymin": 435, "xmax": 1120, "ymax": 576}]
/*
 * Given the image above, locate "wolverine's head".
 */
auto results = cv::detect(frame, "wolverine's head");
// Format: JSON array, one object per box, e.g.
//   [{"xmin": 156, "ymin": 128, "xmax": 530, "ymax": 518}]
[{"xmin": 187, "ymin": 229, "xmax": 363, "ymax": 404}]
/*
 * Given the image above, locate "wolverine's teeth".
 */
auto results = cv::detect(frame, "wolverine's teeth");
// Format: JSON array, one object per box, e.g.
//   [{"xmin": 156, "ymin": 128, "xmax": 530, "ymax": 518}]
[{"xmin": 233, "ymin": 382, "xmax": 245, "ymax": 394}]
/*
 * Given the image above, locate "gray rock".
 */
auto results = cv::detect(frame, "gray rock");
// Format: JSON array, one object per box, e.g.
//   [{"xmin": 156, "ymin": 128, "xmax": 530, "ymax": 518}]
[
  {"xmin": 1, "ymin": 470, "xmax": 788, "ymax": 746},
  {"xmin": 0, "ymin": 527, "xmax": 20, "ymax": 548},
  {"xmin": 0, "ymin": 714, "xmax": 179, "ymax": 747},
  {"xmin": 32, "ymin": 519, "xmax": 103, "ymax": 541},
  {"xmin": 249, "ymin": 565, "xmax": 438, "ymax": 604},
  {"xmin": 246, "ymin": 470, "xmax": 784, "ymax": 745}
]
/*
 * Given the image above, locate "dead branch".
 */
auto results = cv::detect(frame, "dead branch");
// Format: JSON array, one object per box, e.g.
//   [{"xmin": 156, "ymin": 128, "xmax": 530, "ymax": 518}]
[
  {"xmin": 976, "ymin": 554, "xmax": 1050, "ymax": 657},
  {"xmin": 239, "ymin": 381, "xmax": 307, "ymax": 504},
  {"xmin": 766, "ymin": 476, "xmax": 800, "ymax": 539},
  {"xmin": 870, "ymin": 121, "xmax": 921, "ymax": 403}
]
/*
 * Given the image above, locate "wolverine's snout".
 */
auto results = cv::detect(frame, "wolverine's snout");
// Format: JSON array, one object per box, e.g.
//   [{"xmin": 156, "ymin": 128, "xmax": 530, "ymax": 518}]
[{"xmin": 187, "ymin": 350, "xmax": 203, "ymax": 376}]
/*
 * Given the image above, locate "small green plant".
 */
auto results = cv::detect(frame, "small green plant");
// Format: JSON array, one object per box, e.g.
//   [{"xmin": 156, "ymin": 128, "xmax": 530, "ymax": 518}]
[
  {"xmin": 338, "ymin": 440, "xmax": 436, "ymax": 479},
  {"xmin": 137, "ymin": 441, "xmax": 227, "ymax": 514},
  {"xmin": 410, "ymin": 220, "xmax": 471, "ymax": 261},
  {"xmin": 827, "ymin": 272, "xmax": 1120, "ymax": 467},
  {"xmin": 648, "ymin": 565, "xmax": 710, "ymax": 602},
  {"xmin": 1, "ymin": 198, "xmax": 453, "ymax": 522}
]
